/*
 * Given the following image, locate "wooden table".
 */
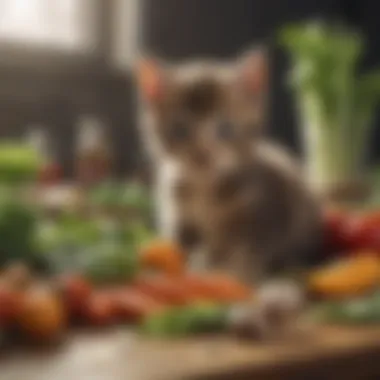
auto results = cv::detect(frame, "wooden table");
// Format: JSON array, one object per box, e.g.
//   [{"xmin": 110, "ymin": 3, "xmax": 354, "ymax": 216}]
[{"xmin": 2, "ymin": 326, "xmax": 380, "ymax": 380}]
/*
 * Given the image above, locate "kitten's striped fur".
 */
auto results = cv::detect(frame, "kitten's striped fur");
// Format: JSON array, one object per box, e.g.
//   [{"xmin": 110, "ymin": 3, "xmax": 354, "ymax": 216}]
[{"xmin": 137, "ymin": 50, "xmax": 323, "ymax": 283}]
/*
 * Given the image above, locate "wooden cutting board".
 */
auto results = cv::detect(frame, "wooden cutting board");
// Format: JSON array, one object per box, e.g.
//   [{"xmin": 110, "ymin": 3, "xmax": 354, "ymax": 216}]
[{"xmin": 2, "ymin": 326, "xmax": 380, "ymax": 380}]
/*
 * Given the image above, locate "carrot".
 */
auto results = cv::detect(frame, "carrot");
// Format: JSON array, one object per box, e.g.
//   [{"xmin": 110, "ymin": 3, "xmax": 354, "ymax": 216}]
[
  {"xmin": 110, "ymin": 287, "xmax": 163, "ymax": 322},
  {"xmin": 181, "ymin": 274, "xmax": 252, "ymax": 303},
  {"xmin": 134, "ymin": 275, "xmax": 193, "ymax": 306}
]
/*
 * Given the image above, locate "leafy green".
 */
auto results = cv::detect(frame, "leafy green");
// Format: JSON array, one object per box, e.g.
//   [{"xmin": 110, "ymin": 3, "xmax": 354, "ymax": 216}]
[
  {"xmin": 140, "ymin": 304, "xmax": 229, "ymax": 338},
  {"xmin": 34, "ymin": 212, "xmax": 154, "ymax": 280},
  {"xmin": 0, "ymin": 142, "xmax": 42, "ymax": 184},
  {"xmin": 89, "ymin": 181, "xmax": 121, "ymax": 208},
  {"xmin": 81, "ymin": 240, "xmax": 138, "ymax": 284},
  {"xmin": 88, "ymin": 181, "xmax": 153, "ymax": 224},
  {"xmin": 0, "ymin": 188, "xmax": 38, "ymax": 268},
  {"xmin": 310, "ymin": 292, "xmax": 380, "ymax": 325}
]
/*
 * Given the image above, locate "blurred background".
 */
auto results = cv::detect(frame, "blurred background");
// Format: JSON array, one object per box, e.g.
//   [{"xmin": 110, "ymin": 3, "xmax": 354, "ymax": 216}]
[
  {"xmin": 2, "ymin": 2, "xmax": 380, "ymax": 379},
  {"xmin": 1, "ymin": 0, "xmax": 378, "ymax": 179}
]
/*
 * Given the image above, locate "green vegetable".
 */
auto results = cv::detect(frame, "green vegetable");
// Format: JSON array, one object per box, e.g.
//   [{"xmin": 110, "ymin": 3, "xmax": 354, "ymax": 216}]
[
  {"xmin": 89, "ymin": 181, "xmax": 121, "ymax": 209},
  {"xmin": 89, "ymin": 181, "xmax": 153, "ymax": 222},
  {"xmin": 279, "ymin": 22, "xmax": 380, "ymax": 188},
  {"xmin": 0, "ymin": 143, "xmax": 42, "ymax": 184},
  {"xmin": 120, "ymin": 182, "xmax": 152, "ymax": 213},
  {"xmin": 140, "ymin": 304, "xmax": 229, "ymax": 338},
  {"xmin": 0, "ymin": 189, "xmax": 37, "ymax": 268},
  {"xmin": 311, "ymin": 292, "xmax": 380, "ymax": 325},
  {"xmin": 82, "ymin": 240, "xmax": 138, "ymax": 284},
  {"xmin": 34, "ymin": 209, "xmax": 155, "ymax": 278}
]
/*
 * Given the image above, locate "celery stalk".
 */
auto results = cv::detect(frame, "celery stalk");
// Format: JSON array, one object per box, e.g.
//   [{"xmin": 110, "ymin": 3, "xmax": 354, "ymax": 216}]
[{"xmin": 280, "ymin": 22, "xmax": 380, "ymax": 196}]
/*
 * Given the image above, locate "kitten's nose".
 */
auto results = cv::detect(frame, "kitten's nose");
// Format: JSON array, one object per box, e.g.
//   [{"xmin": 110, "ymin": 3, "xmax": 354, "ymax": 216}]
[{"xmin": 194, "ymin": 151, "xmax": 210, "ymax": 166}]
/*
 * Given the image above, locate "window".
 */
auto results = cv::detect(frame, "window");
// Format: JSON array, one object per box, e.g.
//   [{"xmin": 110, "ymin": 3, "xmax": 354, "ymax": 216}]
[{"xmin": 0, "ymin": 0, "xmax": 96, "ymax": 51}]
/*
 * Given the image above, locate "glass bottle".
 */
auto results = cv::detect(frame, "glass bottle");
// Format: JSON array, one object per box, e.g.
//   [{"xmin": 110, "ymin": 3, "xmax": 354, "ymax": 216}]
[
  {"xmin": 75, "ymin": 115, "xmax": 112, "ymax": 187},
  {"xmin": 26, "ymin": 126, "xmax": 62, "ymax": 186}
]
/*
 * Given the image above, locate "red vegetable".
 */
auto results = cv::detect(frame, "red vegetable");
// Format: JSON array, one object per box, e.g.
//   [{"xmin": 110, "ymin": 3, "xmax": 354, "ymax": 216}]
[
  {"xmin": 343, "ymin": 211, "xmax": 380, "ymax": 252},
  {"xmin": 323, "ymin": 207, "xmax": 351, "ymax": 253},
  {"xmin": 82, "ymin": 293, "xmax": 115, "ymax": 326},
  {"xmin": 110, "ymin": 287, "xmax": 162, "ymax": 322},
  {"xmin": 181, "ymin": 274, "xmax": 252, "ymax": 303},
  {"xmin": 0, "ymin": 284, "xmax": 22, "ymax": 327},
  {"xmin": 59, "ymin": 274, "xmax": 92, "ymax": 318},
  {"xmin": 38, "ymin": 162, "xmax": 62, "ymax": 186}
]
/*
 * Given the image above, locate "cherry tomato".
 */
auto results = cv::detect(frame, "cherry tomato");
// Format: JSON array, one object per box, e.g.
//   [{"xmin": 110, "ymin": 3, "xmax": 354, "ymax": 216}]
[
  {"xmin": 343, "ymin": 211, "xmax": 380, "ymax": 252},
  {"xmin": 82, "ymin": 293, "xmax": 115, "ymax": 326},
  {"xmin": 38, "ymin": 162, "xmax": 62, "ymax": 186},
  {"xmin": 323, "ymin": 207, "xmax": 352, "ymax": 253},
  {"xmin": 59, "ymin": 274, "xmax": 92, "ymax": 318}
]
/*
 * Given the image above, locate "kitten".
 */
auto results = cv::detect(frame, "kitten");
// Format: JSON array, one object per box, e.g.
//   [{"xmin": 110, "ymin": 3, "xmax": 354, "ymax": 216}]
[{"xmin": 136, "ymin": 49, "xmax": 323, "ymax": 283}]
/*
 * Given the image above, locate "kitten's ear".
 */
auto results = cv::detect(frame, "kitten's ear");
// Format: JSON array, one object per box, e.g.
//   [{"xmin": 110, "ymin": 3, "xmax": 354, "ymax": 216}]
[
  {"xmin": 136, "ymin": 57, "xmax": 168, "ymax": 104},
  {"xmin": 236, "ymin": 48, "xmax": 269, "ymax": 94}
]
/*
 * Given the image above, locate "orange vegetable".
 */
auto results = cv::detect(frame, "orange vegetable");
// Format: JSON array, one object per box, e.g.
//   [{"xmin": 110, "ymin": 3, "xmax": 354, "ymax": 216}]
[
  {"xmin": 17, "ymin": 284, "xmax": 66, "ymax": 342},
  {"xmin": 182, "ymin": 273, "xmax": 252, "ymax": 303},
  {"xmin": 308, "ymin": 254, "xmax": 380, "ymax": 298},
  {"xmin": 140, "ymin": 240, "xmax": 185, "ymax": 275},
  {"xmin": 110, "ymin": 287, "xmax": 163, "ymax": 322},
  {"xmin": 134, "ymin": 275, "xmax": 191, "ymax": 306}
]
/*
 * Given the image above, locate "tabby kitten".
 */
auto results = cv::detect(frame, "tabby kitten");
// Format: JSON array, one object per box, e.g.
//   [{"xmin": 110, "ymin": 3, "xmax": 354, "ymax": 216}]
[{"xmin": 136, "ymin": 49, "xmax": 323, "ymax": 283}]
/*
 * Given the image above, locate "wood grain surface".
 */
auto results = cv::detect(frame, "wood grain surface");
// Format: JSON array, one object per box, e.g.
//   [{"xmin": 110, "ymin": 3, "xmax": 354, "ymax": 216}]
[{"xmin": 2, "ymin": 326, "xmax": 380, "ymax": 380}]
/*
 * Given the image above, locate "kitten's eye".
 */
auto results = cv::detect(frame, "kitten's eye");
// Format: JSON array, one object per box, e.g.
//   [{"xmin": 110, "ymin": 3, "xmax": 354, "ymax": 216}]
[
  {"xmin": 169, "ymin": 120, "xmax": 190, "ymax": 140},
  {"xmin": 216, "ymin": 120, "xmax": 234, "ymax": 140}
]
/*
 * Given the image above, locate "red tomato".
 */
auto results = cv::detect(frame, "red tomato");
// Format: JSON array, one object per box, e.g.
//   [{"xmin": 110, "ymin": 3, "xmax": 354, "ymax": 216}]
[
  {"xmin": 323, "ymin": 208, "xmax": 352, "ymax": 253},
  {"xmin": 59, "ymin": 274, "xmax": 92, "ymax": 318},
  {"xmin": 82, "ymin": 293, "xmax": 115, "ymax": 326},
  {"xmin": 38, "ymin": 163, "xmax": 62, "ymax": 186},
  {"xmin": 343, "ymin": 211, "xmax": 380, "ymax": 252},
  {"xmin": 0, "ymin": 285, "xmax": 22, "ymax": 327}
]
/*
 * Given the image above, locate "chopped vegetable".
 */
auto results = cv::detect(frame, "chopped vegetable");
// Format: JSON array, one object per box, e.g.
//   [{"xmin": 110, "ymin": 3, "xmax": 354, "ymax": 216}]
[
  {"xmin": 0, "ymin": 189, "xmax": 38, "ymax": 269},
  {"xmin": 181, "ymin": 273, "xmax": 252, "ymax": 303},
  {"xmin": 140, "ymin": 240, "xmax": 186, "ymax": 276},
  {"xmin": 308, "ymin": 254, "xmax": 380, "ymax": 298},
  {"xmin": 82, "ymin": 240, "xmax": 138, "ymax": 285},
  {"xmin": 108, "ymin": 287, "xmax": 162, "ymax": 322},
  {"xmin": 311, "ymin": 292, "xmax": 380, "ymax": 325},
  {"xmin": 58, "ymin": 274, "xmax": 93, "ymax": 318},
  {"xmin": 81, "ymin": 292, "xmax": 116, "ymax": 326},
  {"xmin": 0, "ymin": 143, "xmax": 42, "ymax": 184},
  {"xmin": 135, "ymin": 275, "xmax": 193, "ymax": 306},
  {"xmin": 17, "ymin": 283, "xmax": 67, "ymax": 342},
  {"xmin": 140, "ymin": 303, "xmax": 228, "ymax": 337},
  {"xmin": 88, "ymin": 181, "xmax": 152, "ymax": 221}
]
